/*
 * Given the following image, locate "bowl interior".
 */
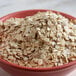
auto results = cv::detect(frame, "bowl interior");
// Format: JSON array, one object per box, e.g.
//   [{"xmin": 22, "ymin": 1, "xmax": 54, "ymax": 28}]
[{"xmin": 0, "ymin": 9, "xmax": 76, "ymax": 21}]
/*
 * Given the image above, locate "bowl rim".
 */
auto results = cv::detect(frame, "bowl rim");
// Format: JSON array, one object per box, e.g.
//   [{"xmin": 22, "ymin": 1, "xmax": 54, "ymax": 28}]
[{"xmin": 0, "ymin": 9, "xmax": 76, "ymax": 72}]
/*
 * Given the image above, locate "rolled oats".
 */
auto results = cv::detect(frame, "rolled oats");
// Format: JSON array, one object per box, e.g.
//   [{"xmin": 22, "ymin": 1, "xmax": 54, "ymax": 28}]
[{"xmin": 0, "ymin": 11, "xmax": 76, "ymax": 68}]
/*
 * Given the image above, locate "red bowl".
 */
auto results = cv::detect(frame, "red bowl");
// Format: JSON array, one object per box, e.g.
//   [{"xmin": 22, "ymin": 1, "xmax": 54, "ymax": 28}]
[{"xmin": 0, "ymin": 9, "xmax": 76, "ymax": 76}]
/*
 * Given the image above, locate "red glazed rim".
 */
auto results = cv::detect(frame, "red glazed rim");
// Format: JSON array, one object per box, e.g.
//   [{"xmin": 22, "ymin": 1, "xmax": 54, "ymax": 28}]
[{"xmin": 0, "ymin": 9, "xmax": 76, "ymax": 72}]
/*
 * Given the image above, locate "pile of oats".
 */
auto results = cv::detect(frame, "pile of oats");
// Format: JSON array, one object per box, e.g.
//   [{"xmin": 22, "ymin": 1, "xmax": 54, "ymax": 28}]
[{"xmin": 0, "ymin": 11, "xmax": 76, "ymax": 68}]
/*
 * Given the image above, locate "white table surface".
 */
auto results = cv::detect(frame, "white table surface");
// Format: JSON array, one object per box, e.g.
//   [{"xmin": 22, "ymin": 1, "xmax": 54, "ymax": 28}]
[{"xmin": 0, "ymin": 0, "xmax": 76, "ymax": 76}]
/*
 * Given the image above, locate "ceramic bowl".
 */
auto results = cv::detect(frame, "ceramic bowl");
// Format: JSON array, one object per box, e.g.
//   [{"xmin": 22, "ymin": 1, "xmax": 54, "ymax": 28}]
[{"xmin": 0, "ymin": 9, "xmax": 76, "ymax": 76}]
